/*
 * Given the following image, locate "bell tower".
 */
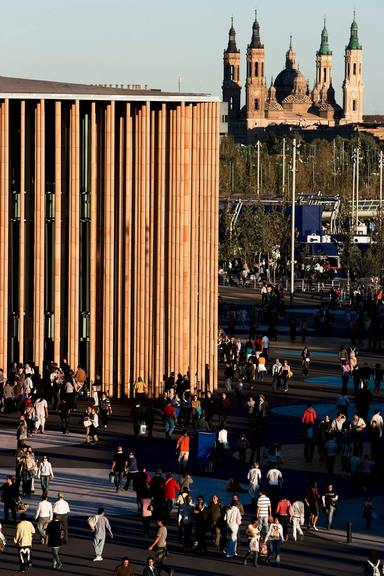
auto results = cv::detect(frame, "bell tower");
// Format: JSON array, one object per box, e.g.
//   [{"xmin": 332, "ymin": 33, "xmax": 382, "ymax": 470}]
[
  {"xmin": 246, "ymin": 11, "xmax": 266, "ymax": 128},
  {"xmin": 343, "ymin": 13, "xmax": 364, "ymax": 123},
  {"xmin": 222, "ymin": 18, "xmax": 241, "ymax": 120},
  {"xmin": 314, "ymin": 19, "xmax": 333, "ymax": 104}
]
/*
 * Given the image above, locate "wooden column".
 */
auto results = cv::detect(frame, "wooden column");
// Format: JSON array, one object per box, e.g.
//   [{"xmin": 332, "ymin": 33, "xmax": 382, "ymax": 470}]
[
  {"xmin": 53, "ymin": 101, "xmax": 62, "ymax": 365},
  {"xmin": 102, "ymin": 101, "xmax": 115, "ymax": 393},
  {"xmin": 189, "ymin": 104, "xmax": 199, "ymax": 393},
  {"xmin": 68, "ymin": 101, "xmax": 80, "ymax": 370},
  {"xmin": 124, "ymin": 103, "xmax": 133, "ymax": 396},
  {"xmin": 143, "ymin": 103, "xmax": 151, "ymax": 388},
  {"xmin": 0, "ymin": 100, "xmax": 9, "ymax": 373},
  {"xmin": 19, "ymin": 101, "xmax": 26, "ymax": 364},
  {"xmin": 211, "ymin": 102, "xmax": 220, "ymax": 390},
  {"xmin": 89, "ymin": 102, "xmax": 97, "ymax": 384},
  {"xmin": 154, "ymin": 104, "xmax": 166, "ymax": 397},
  {"xmin": 33, "ymin": 100, "xmax": 45, "ymax": 373}
]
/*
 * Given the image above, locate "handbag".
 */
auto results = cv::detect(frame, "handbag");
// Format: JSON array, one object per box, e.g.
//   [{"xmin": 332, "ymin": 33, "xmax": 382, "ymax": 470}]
[
  {"xmin": 139, "ymin": 423, "xmax": 147, "ymax": 436},
  {"xmin": 109, "ymin": 472, "xmax": 115, "ymax": 484},
  {"xmin": 83, "ymin": 417, "xmax": 92, "ymax": 427}
]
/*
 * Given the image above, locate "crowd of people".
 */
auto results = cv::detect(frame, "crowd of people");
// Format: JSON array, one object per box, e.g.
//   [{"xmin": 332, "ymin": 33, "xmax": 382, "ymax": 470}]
[{"xmin": 0, "ymin": 295, "xmax": 384, "ymax": 575}]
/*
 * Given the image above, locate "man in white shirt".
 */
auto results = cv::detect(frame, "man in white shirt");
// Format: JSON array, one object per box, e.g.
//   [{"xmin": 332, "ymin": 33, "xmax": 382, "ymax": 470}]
[
  {"xmin": 266, "ymin": 467, "xmax": 283, "ymax": 510},
  {"xmin": 34, "ymin": 396, "xmax": 48, "ymax": 433},
  {"xmin": 53, "ymin": 493, "xmax": 70, "ymax": 543},
  {"xmin": 371, "ymin": 410, "xmax": 383, "ymax": 437},
  {"xmin": 247, "ymin": 462, "xmax": 262, "ymax": 504},
  {"xmin": 35, "ymin": 493, "xmax": 53, "ymax": 544},
  {"xmin": 261, "ymin": 334, "xmax": 270, "ymax": 360},
  {"xmin": 224, "ymin": 502, "xmax": 242, "ymax": 558}
]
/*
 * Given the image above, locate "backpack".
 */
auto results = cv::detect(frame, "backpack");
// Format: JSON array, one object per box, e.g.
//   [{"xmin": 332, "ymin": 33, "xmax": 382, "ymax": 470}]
[
  {"xmin": 367, "ymin": 560, "xmax": 380, "ymax": 576},
  {"xmin": 87, "ymin": 515, "xmax": 98, "ymax": 531},
  {"xmin": 271, "ymin": 524, "xmax": 280, "ymax": 538}
]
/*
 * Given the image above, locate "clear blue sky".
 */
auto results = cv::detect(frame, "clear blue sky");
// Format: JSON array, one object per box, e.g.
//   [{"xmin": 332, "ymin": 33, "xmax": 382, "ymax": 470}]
[{"xmin": 1, "ymin": 0, "xmax": 382, "ymax": 113}]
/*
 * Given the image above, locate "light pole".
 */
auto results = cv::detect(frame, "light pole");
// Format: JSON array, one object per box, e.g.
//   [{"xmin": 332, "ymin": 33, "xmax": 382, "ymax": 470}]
[
  {"xmin": 256, "ymin": 140, "xmax": 261, "ymax": 196},
  {"xmin": 379, "ymin": 150, "xmax": 383, "ymax": 210},
  {"xmin": 356, "ymin": 145, "xmax": 360, "ymax": 231},
  {"xmin": 352, "ymin": 148, "xmax": 356, "ymax": 231},
  {"xmin": 282, "ymin": 137, "xmax": 286, "ymax": 197},
  {"xmin": 290, "ymin": 138, "xmax": 297, "ymax": 305}
]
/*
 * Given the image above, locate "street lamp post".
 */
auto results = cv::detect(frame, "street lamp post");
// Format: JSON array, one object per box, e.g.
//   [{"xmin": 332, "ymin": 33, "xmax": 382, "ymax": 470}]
[
  {"xmin": 356, "ymin": 145, "xmax": 360, "ymax": 231},
  {"xmin": 282, "ymin": 137, "xmax": 286, "ymax": 197},
  {"xmin": 379, "ymin": 150, "xmax": 383, "ymax": 210},
  {"xmin": 290, "ymin": 138, "xmax": 297, "ymax": 305},
  {"xmin": 256, "ymin": 140, "xmax": 261, "ymax": 196},
  {"xmin": 352, "ymin": 148, "xmax": 356, "ymax": 231}
]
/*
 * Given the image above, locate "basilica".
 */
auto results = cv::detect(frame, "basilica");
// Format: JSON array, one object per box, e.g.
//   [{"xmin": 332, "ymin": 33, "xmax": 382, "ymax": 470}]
[{"xmin": 222, "ymin": 13, "xmax": 364, "ymax": 142}]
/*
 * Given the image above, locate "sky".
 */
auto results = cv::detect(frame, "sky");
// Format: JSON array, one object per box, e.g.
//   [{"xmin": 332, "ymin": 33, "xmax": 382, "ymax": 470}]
[{"xmin": 1, "ymin": 0, "xmax": 383, "ymax": 113}]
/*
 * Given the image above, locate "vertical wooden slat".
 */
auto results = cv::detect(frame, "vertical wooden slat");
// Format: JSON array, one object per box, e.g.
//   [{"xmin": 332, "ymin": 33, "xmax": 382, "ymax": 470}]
[
  {"xmin": 124, "ymin": 103, "xmax": 132, "ymax": 396},
  {"xmin": 19, "ymin": 101, "xmax": 26, "ymax": 365},
  {"xmin": 102, "ymin": 101, "xmax": 115, "ymax": 393},
  {"xmin": 53, "ymin": 101, "xmax": 61, "ymax": 365},
  {"xmin": 89, "ymin": 102, "xmax": 97, "ymax": 384},
  {"xmin": 116, "ymin": 112, "xmax": 124, "ymax": 397},
  {"xmin": 0, "ymin": 101, "xmax": 9, "ymax": 373},
  {"xmin": 33, "ymin": 100, "xmax": 45, "ymax": 373},
  {"xmin": 68, "ymin": 101, "xmax": 80, "ymax": 371}
]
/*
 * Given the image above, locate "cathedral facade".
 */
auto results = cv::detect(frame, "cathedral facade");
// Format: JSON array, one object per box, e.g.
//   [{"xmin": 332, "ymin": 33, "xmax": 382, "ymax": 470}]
[{"xmin": 222, "ymin": 13, "xmax": 364, "ymax": 141}]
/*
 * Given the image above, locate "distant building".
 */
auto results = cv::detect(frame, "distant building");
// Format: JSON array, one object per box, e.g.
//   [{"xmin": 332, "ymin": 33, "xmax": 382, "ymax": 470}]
[
  {"xmin": 0, "ymin": 75, "xmax": 219, "ymax": 396},
  {"xmin": 222, "ymin": 13, "xmax": 364, "ymax": 142}
]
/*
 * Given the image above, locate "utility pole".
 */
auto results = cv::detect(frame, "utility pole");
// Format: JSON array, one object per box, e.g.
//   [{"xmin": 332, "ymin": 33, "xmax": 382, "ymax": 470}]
[
  {"xmin": 379, "ymin": 150, "xmax": 383, "ymax": 210},
  {"xmin": 290, "ymin": 138, "xmax": 297, "ymax": 305},
  {"xmin": 352, "ymin": 148, "xmax": 356, "ymax": 232},
  {"xmin": 282, "ymin": 137, "xmax": 286, "ymax": 197},
  {"xmin": 256, "ymin": 140, "xmax": 261, "ymax": 196},
  {"xmin": 356, "ymin": 145, "xmax": 361, "ymax": 230}
]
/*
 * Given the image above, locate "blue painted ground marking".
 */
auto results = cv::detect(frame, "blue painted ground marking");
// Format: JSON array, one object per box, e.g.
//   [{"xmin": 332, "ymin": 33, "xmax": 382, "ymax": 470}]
[{"xmin": 272, "ymin": 402, "xmax": 384, "ymax": 420}]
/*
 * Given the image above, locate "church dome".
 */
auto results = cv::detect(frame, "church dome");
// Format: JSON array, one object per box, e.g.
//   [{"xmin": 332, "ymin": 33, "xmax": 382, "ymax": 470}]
[{"xmin": 274, "ymin": 68, "xmax": 297, "ymax": 103}]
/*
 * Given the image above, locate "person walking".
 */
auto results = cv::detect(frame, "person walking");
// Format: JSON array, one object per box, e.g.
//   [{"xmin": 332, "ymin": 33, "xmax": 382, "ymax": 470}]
[
  {"xmin": 265, "ymin": 517, "xmax": 284, "ymax": 566},
  {"xmin": 224, "ymin": 500, "xmax": 242, "ymax": 558},
  {"xmin": 276, "ymin": 496, "xmax": 292, "ymax": 541},
  {"xmin": 37, "ymin": 456, "xmax": 54, "ymax": 494},
  {"xmin": 148, "ymin": 519, "xmax": 174, "ymax": 576},
  {"xmin": 53, "ymin": 492, "xmax": 70, "ymax": 543},
  {"xmin": 34, "ymin": 395, "xmax": 49, "ymax": 433},
  {"xmin": 112, "ymin": 446, "xmax": 127, "ymax": 492},
  {"xmin": 291, "ymin": 499, "xmax": 304, "ymax": 541},
  {"xmin": 142, "ymin": 557, "xmax": 158, "ymax": 576},
  {"xmin": 0, "ymin": 475, "xmax": 19, "ymax": 522},
  {"xmin": 178, "ymin": 495, "xmax": 194, "ymax": 551},
  {"xmin": 58, "ymin": 398, "xmax": 70, "ymax": 434},
  {"xmin": 176, "ymin": 431, "xmax": 190, "ymax": 472},
  {"xmin": 243, "ymin": 517, "xmax": 260, "ymax": 566},
  {"xmin": 124, "ymin": 452, "xmax": 139, "ymax": 491},
  {"xmin": 363, "ymin": 550, "xmax": 383, "ymax": 576},
  {"xmin": 256, "ymin": 489, "xmax": 272, "ymax": 536},
  {"xmin": 35, "ymin": 493, "xmax": 53, "ymax": 544},
  {"xmin": 207, "ymin": 495, "xmax": 222, "ymax": 550},
  {"xmin": 322, "ymin": 484, "xmax": 338, "ymax": 530},
  {"xmin": 113, "ymin": 557, "xmax": 135, "ymax": 576},
  {"xmin": 14, "ymin": 512, "xmax": 35, "ymax": 573},
  {"xmin": 92, "ymin": 507, "xmax": 113, "ymax": 561},
  {"xmin": 247, "ymin": 462, "xmax": 262, "ymax": 504},
  {"xmin": 46, "ymin": 513, "xmax": 64, "ymax": 569},
  {"xmin": 163, "ymin": 473, "xmax": 180, "ymax": 518}
]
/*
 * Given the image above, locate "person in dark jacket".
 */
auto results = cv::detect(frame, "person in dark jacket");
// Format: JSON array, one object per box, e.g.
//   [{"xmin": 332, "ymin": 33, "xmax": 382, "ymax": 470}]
[
  {"xmin": 142, "ymin": 557, "xmax": 158, "ymax": 576},
  {"xmin": 46, "ymin": 513, "xmax": 64, "ymax": 569},
  {"xmin": 113, "ymin": 556, "xmax": 135, "ymax": 576}
]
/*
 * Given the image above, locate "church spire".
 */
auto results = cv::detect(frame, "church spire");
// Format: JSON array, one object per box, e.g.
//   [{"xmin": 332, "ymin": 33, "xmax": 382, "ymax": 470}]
[
  {"xmin": 347, "ymin": 12, "xmax": 362, "ymax": 50},
  {"xmin": 226, "ymin": 17, "xmax": 239, "ymax": 53},
  {"xmin": 249, "ymin": 9, "xmax": 264, "ymax": 49},
  {"xmin": 285, "ymin": 36, "xmax": 297, "ymax": 70},
  {"xmin": 318, "ymin": 18, "xmax": 332, "ymax": 56}
]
